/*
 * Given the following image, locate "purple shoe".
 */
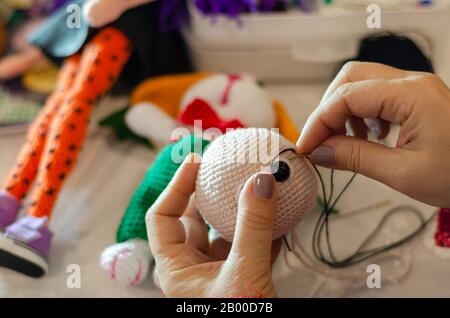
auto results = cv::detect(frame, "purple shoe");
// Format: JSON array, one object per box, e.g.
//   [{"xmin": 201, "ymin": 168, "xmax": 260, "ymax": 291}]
[
  {"xmin": 0, "ymin": 216, "xmax": 53, "ymax": 277},
  {"xmin": 0, "ymin": 191, "xmax": 21, "ymax": 231}
]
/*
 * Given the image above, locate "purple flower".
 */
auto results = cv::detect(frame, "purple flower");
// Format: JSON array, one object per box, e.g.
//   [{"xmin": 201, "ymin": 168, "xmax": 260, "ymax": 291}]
[
  {"xmin": 194, "ymin": 0, "xmax": 289, "ymax": 19},
  {"xmin": 194, "ymin": 0, "xmax": 258, "ymax": 19},
  {"xmin": 160, "ymin": 0, "xmax": 291, "ymax": 30}
]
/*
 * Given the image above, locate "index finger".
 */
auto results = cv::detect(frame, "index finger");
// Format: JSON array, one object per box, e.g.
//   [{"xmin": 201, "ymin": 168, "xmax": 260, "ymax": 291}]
[
  {"xmin": 320, "ymin": 61, "xmax": 408, "ymax": 104},
  {"xmin": 147, "ymin": 153, "xmax": 201, "ymax": 257},
  {"xmin": 297, "ymin": 77, "xmax": 418, "ymax": 153},
  {"xmin": 297, "ymin": 63, "xmax": 410, "ymax": 154}
]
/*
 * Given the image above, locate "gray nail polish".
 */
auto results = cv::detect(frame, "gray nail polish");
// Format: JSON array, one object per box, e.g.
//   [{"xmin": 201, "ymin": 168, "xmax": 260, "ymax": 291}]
[
  {"xmin": 310, "ymin": 146, "xmax": 336, "ymax": 167},
  {"xmin": 253, "ymin": 174, "xmax": 275, "ymax": 199}
]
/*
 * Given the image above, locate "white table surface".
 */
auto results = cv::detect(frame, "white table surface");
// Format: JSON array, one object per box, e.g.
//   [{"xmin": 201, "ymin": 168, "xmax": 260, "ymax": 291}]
[{"xmin": 1, "ymin": 57, "xmax": 450, "ymax": 298}]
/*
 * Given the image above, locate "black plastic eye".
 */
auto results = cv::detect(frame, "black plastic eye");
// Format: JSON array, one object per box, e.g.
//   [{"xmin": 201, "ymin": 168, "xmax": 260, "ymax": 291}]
[{"xmin": 271, "ymin": 160, "xmax": 290, "ymax": 183}]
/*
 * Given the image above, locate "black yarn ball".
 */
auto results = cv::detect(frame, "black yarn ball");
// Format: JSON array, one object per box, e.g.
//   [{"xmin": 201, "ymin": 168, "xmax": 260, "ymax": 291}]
[{"xmin": 338, "ymin": 32, "xmax": 434, "ymax": 74}]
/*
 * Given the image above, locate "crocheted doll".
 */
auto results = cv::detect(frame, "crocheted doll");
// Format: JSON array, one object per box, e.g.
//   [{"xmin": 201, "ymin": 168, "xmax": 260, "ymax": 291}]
[
  {"xmin": 124, "ymin": 72, "xmax": 300, "ymax": 147},
  {"xmin": 0, "ymin": 0, "xmax": 191, "ymax": 278},
  {"xmin": 100, "ymin": 73, "xmax": 302, "ymax": 285}
]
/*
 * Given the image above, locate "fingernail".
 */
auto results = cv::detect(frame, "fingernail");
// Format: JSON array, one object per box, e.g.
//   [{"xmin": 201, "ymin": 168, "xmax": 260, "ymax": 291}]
[
  {"xmin": 253, "ymin": 173, "xmax": 275, "ymax": 199},
  {"xmin": 310, "ymin": 145, "xmax": 336, "ymax": 167}
]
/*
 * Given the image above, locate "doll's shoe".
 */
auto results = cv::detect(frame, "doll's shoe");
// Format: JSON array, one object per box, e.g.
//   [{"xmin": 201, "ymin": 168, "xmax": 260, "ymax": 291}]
[
  {"xmin": 435, "ymin": 208, "xmax": 450, "ymax": 248},
  {"xmin": 100, "ymin": 239, "xmax": 153, "ymax": 286},
  {"xmin": 0, "ymin": 191, "xmax": 21, "ymax": 231},
  {"xmin": 0, "ymin": 216, "xmax": 52, "ymax": 277}
]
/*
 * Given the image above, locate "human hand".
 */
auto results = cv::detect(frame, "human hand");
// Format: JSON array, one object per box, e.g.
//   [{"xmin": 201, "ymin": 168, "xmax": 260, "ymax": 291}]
[
  {"xmin": 297, "ymin": 62, "xmax": 450, "ymax": 207},
  {"xmin": 146, "ymin": 154, "xmax": 281, "ymax": 298}
]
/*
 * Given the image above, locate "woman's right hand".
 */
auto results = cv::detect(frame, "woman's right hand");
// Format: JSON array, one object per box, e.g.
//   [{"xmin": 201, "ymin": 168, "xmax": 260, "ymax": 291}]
[{"xmin": 296, "ymin": 62, "xmax": 450, "ymax": 207}]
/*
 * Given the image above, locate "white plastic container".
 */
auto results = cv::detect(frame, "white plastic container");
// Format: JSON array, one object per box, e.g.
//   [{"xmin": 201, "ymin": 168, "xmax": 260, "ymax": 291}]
[{"xmin": 183, "ymin": 1, "xmax": 450, "ymax": 82}]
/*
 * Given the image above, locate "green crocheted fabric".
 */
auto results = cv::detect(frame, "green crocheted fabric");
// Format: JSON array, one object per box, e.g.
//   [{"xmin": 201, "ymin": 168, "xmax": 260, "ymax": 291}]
[{"xmin": 116, "ymin": 135, "xmax": 210, "ymax": 242}]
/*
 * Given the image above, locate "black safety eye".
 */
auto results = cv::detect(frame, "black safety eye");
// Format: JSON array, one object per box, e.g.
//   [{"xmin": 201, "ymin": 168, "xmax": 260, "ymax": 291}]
[{"xmin": 271, "ymin": 160, "xmax": 291, "ymax": 183}]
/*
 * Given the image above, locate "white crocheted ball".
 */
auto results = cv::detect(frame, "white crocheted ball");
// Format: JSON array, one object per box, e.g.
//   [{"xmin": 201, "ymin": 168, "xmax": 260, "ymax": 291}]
[
  {"xmin": 100, "ymin": 239, "xmax": 153, "ymax": 286},
  {"xmin": 196, "ymin": 128, "xmax": 318, "ymax": 241}
]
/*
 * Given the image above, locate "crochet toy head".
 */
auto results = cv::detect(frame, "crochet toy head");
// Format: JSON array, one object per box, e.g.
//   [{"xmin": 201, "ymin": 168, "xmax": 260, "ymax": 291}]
[{"xmin": 196, "ymin": 128, "xmax": 318, "ymax": 241}]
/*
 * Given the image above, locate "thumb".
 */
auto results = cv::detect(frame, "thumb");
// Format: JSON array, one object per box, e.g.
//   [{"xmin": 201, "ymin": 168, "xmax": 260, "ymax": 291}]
[
  {"xmin": 310, "ymin": 135, "xmax": 407, "ymax": 187},
  {"xmin": 228, "ymin": 173, "xmax": 277, "ymax": 267}
]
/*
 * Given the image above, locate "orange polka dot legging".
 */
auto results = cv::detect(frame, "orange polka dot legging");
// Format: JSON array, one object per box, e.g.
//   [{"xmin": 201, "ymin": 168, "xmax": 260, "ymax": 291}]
[{"xmin": 2, "ymin": 27, "xmax": 131, "ymax": 219}]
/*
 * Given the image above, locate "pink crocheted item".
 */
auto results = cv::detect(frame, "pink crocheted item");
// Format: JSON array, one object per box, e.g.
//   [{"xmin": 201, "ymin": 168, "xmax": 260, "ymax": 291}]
[
  {"xmin": 196, "ymin": 128, "xmax": 318, "ymax": 241},
  {"xmin": 435, "ymin": 208, "xmax": 450, "ymax": 248}
]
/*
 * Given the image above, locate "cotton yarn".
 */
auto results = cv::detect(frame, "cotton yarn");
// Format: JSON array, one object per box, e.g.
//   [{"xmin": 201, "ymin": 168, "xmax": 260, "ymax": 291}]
[
  {"xmin": 287, "ymin": 231, "xmax": 412, "ymax": 297},
  {"xmin": 196, "ymin": 128, "xmax": 317, "ymax": 241}
]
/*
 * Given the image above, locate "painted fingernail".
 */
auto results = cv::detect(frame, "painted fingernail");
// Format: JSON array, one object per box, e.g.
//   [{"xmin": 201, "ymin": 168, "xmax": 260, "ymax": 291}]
[
  {"xmin": 310, "ymin": 145, "xmax": 336, "ymax": 167},
  {"xmin": 253, "ymin": 173, "xmax": 275, "ymax": 199}
]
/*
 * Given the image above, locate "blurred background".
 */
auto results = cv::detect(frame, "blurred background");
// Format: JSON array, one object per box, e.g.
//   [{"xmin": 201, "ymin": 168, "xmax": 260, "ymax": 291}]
[{"xmin": 0, "ymin": 0, "xmax": 449, "ymax": 297}]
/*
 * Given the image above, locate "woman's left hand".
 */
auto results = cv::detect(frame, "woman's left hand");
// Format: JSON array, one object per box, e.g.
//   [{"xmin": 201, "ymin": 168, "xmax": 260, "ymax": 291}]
[{"xmin": 146, "ymin": 153, "xmax": 281, "ymax": 298}]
